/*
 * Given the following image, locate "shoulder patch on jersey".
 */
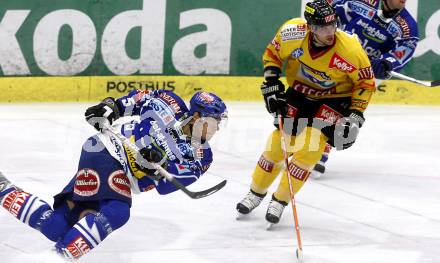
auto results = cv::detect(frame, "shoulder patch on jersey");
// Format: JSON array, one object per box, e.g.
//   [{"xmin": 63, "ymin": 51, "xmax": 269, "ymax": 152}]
[
  {"xmin": 280, "ymin": 24, "xmax": 307, "ymax": 41},
  {"xmin": 74, "ymin": 169, "xmax": 100, "ymax": 197},
  {"xmin": 358, "ymin": 0, "xmax": 377, "ymax": 7},
  {"xmin": 358, "ymin": 66, "xmax": 374, "ymax": 80},
  {"xmin": 329, "ymin": 53, "xmax": 357, "ymax": 73},
  {"xmin": 348, "ymin": 1, "xmax": 375, "ymax": 20},
  {"xmin": 395, "ymin": 15, "xmax": 411, "ymax": 38},
  {"xmin": 291, "ymin": 48, "xmax": 304, "ymax": 58},
  {"xmin": 271, "ymin": 38, "xmax": 281, "ymax": 51},
  {"xmin": 108, "ymin": 170, "xmax": 131, "ymax": 198}
]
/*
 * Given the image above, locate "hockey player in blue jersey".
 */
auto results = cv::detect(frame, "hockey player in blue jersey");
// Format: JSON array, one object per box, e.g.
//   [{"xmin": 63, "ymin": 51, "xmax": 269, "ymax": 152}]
[
  {"xmin": 311, "ymin": 0, "xmax": 419, "ymax": 178},
  {"xmin": 0, "ymin": 90, "xmax": 227, "ymax": 260}
]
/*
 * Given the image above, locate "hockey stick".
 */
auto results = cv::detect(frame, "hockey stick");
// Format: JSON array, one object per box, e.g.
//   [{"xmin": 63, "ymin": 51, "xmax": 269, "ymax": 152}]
[
  {"xmin": 103, "ymin": 125, "xmax": 227, "ymax": 199},
  {"xmin": 277, "ymin": 113, "xmax": 303, "ymax": 261},
  {"xmin": 390, "ymin": 71, "xmax": 440, "ymax": 87}
]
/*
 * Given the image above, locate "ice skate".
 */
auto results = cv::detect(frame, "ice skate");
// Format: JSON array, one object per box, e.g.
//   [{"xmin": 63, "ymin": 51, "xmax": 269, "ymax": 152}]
[
  {"xmin": 265, "ymin": 195, "xmax": 287, "ymax": 229},
  {"xmin": 310, "ymin": 163, "xmax": 325, "ymax": 179},
  {"xmin": 236, "ymin": 190, "xmax": 266, "ymax": 219}
]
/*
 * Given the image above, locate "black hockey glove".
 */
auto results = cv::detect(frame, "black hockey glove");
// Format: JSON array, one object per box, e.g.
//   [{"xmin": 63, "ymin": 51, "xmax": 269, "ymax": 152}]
[
  {"xmin": 135, "ymin": 145, "xmax": 167, "ymax": 181},
  {"xmin": 371, "ymin": 58, "xmax": 393, "ymax": 80},
  {"xmin": 331, "ymin": 110, "xmax": 365, "ymax": 150},
  {"xmin": 85, "ymin": 97, "xmax": 120, "ymax": 131},
  {"xmin": 261, "ymin": 67, "xmax": 287, "ymax": 116}
]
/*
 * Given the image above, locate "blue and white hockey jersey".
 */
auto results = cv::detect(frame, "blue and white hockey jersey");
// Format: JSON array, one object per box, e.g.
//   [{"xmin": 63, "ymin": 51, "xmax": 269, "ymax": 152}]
[
  {"xmin": 332, "ymin": 0, "xmax": 419, "ymax": 71},
  {"xmin": 98, "ymin": 90, "xmax": 213, "ymax": 195}
]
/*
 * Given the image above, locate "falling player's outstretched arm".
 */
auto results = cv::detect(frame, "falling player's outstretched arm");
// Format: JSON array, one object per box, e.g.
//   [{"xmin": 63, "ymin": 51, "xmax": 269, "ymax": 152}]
[{"xmin": 380, "ymin": 13, "xmax": 419, "ymax": 73}]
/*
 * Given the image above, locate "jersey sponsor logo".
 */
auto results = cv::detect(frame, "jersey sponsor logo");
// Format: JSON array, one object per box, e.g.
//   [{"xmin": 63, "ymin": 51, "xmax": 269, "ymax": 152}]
[
  {"xmin": 159, "ymin": 92, "xmax": 182, "ymax": 114},
  {"xmin": 74, "ymin": 169, "xmax": 100, "ymax": 197},
  {"xmin": 351, "ymin": 98, "xmax": 369, "ymax": 111},
  {"xmin": 258, "ymin": 155, "xmax": 274, "ymax": 173},
  {"xmin": 291, "ymin": 48, "xmax": 304, "ymax": 59},
  {"xmin": 271, "ymin": 38, "xmax": 280, "ymax": 51},
  {"xmin": 286, "ymin": 105, "xmax": 298, "ymax": 118},
  {"xmin": 349, "ymin": 2, "xmax": 375, "ymax": 20},
  {"xmin": 2, "ymin": 190, "xmax": 30, "ymax": 218},
  {"xmin": 387, "ymin": 21, "xmax": 401, "ymax": 38},
  {"xmin": 123, "ymin": 139, "xmax": 147, "ymax": 179},
  {"xmin": 108, "ymin": 170, "xmax": 131, "ymax": 198},
  {"xmin": 395, "ymin": 15, "xmax": 411, "ymax": 38},
  {"xmin": 201, "ymin": 164, "xmax": 211, "ymax": 173},
  {"xmin": 292, "ymin": 80, "xmax": 336, "ymax": 96},
  {"xmin": 315, "ymin": 105, "xmax": 343, "ymax": 124},
  {"xmin": 196, "ymin": 148, "xmax": 204, "ymax": 159},
  {"xmin": 391, "ymin": 46, "xmax": 412, "ymax": 63},
  {"xmin": 359, "ymin": 0, "xmax": 377, "ymax": 6},
  {"xmin": 287, "ymin": 163, "xmax": 310, "ymax": 182},
  {"xmin": 299, "ymin": 62, "xmax": 335, "ymax": 89},
  {"xmin": 175, "ymin": 163, "xmax": 192, "ymax": 174},
  {"xmin": 150, "ymin": 120, "xmax": 177, "ymax": 161},
  {"xmin": 358, "ymin": 66, "xmax": 374, "ymax": 80},
  {"xmin": 356, "ymin": 19, "xmax": 387, "ymax": 43},
  {"xmin": 66, "ymin": 236, "xmax": 91, "ymax": 259},
  {"xmin": 142, "ymin": 185, "xmax": 156, "ymax": 192},
  {"xmin": 329, "ymin": 53, "xmax": 357, "ymax": 73},
  {"xmin": 280, "ymin": 24, "xmax": 307, "ymax": 41}
]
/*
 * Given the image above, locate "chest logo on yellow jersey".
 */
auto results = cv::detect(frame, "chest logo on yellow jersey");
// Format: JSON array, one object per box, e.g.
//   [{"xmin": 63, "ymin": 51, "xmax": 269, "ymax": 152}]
[
  {"xmin": 329, "ymin": 53, "xmax": 357, "ymax": 73},
  {"xmin": 299, "ymin": 61, "xmax": 336, "ymax": 89}
]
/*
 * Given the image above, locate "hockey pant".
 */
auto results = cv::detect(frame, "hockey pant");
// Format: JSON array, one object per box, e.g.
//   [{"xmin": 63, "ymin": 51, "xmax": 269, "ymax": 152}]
[
  {"xmin": 0, "ymin": 188, "xmax": 130, "ymax": 260},
  {"xmin": 251, "ymin": 127, "xmax": 327, "ymax": 203}
]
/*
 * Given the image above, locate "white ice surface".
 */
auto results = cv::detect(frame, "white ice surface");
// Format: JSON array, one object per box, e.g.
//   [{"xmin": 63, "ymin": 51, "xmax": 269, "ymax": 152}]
[{"xmin": 1, "ymin": 102, "xmax": 440, "ymax": 263}]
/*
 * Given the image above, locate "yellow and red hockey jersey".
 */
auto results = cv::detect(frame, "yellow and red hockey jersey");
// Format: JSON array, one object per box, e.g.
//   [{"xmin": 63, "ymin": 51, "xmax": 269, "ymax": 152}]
[{"xmin": 263, "ymin": 18, "xmax": 376, "ymax": 112}]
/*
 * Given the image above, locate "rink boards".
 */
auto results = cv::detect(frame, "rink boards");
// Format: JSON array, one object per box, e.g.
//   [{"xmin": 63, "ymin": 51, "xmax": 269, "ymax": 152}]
[{"xmin": 0, "ymin": 75, "xmax": 440, "ymax": 105}]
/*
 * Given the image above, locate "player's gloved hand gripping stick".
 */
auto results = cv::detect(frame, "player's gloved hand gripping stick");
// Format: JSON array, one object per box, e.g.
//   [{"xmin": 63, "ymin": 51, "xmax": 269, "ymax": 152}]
[{"xmin": 103, "ymin": 125, "xmax": 227, "ymax": 199}]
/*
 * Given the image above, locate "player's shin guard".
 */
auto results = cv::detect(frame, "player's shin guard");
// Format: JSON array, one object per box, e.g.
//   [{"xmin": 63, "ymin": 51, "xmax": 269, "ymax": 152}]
[{"xmin": 55, "ymin": 200, "xmax": 130, "ymax": 260}]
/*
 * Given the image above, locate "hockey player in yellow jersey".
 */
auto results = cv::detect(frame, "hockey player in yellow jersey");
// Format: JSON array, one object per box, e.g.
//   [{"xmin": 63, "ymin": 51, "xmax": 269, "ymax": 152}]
[{"xmin": 236, "ymin": 0, "xmax": 375, "ymax": 225}]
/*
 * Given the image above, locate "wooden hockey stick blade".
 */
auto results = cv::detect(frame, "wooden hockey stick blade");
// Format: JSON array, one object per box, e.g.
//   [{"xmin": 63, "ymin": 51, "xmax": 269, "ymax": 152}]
[
  {"xmin": 170, "ymin": 177, "xmax": 227, "ymax": 199},
  {"xmin": 430, "ymin": 80, "xmax": 440, "ymax": 87}
]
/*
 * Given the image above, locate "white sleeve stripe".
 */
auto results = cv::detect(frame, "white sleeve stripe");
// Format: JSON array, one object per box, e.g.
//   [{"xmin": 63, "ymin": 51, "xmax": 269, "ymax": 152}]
[
  {"xmin": 24, "ymin": 199, "xmax": 46, "ymax": 225},
  {"xmin": 19, "ymin": 195, "xmax": 36, "ymax": 223},
  {"xmin": 74, "ymin": 225, "xmax": 98, "ymax": 248}
]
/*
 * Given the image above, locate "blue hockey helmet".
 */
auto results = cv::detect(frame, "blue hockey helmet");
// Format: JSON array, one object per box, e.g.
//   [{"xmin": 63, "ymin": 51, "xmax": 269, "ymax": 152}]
[{"xmin": 189, "ymin": 92, "xmax": 228, "ymax": 121}]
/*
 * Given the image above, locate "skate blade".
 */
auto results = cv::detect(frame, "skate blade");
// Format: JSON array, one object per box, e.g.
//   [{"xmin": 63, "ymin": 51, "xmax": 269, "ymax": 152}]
[
  {"xmin": 266, "ymin": 222, "xmax": 274, "ymax": 230},
  {"xmin": 296, "ymin": 248, "xmax": 303, "ymax": 262},
  {"xmin": 310, "ymin": 171, "xmax": 322, "ymax": 179},
  {"xmin": 236, "ymin": 212, "xmax": 246, "ymax": 220}
]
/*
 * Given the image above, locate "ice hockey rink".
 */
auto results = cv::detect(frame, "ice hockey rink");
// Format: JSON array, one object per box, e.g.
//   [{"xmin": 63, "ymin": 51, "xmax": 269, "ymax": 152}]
[{"xmin": 1, "ymin": 102, "xmax": 440, "ymax": 263}]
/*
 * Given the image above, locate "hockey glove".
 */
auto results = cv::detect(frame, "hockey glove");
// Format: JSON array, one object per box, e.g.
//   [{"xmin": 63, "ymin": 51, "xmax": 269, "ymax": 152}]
[
  {"xmin": 331, "ymin": 110, "xmax": 365, "ymax": 150},
  {"xmin": 371, "ymin": 58, "xmax": 393, "ymax": 80},
  {"xmin": 135, "ymin": 145, "xmax": 167, "ymax": 181},
  {"xmin": 85, "ymin": 97, "xmax": 120, "ymax": 131},
  {"xmin": 261, "ymin": 67, "xmax": 286, "ymax": 116}
]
